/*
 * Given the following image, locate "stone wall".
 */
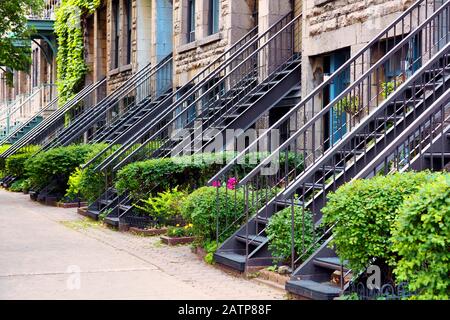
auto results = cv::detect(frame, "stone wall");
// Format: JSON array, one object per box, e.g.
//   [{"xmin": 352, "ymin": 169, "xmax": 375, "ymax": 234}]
[
  {"xmin": 173, "ymin": 0, "xmax": 255, "ymax": 87},
  {"xmin": 106, "ymin": 0, "xmax": 138, "ymax": 94}
]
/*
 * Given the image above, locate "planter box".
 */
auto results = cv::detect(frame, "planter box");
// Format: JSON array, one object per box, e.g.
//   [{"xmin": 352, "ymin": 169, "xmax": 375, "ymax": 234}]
[
  {"xmin": 129, "ymin": 227, "xmax": 168, "ymax": 236},
  {"xmin": 160, "ymin": 235, "xmax": 196, "ymax": 246},
  {"xmin": 77, "ymin": 207, "xmax": 89, "ymax": 217},
  {"xmin": 56, "ymin": 201, "xmax": 88, "ymax": 208}
]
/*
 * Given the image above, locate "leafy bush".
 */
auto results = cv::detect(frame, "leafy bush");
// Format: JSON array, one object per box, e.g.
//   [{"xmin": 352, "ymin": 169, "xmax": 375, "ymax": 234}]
[
  {"xmin": 25, "ymin": 144, "xmax": 104, "ymax": 196},
  {"xmin": 134, "ymin": 187, "xmax": 188, "ymax": 224},
  {"xmin": 116, "ymin": 152, "xmax": 303, "ymax": 201},
  {"xmin": 391, "ymin": 174, "xmax": 450, "ymax": 300},
  {"xmin": 9, "ymin": 179, "xmax": 25, "ymax": 192},
  {"xmin": 181, "ymin": 186, "xmax": 247, "ymax": 245},
  {"xmin": 3, "ymin": 146, "xmax": 40, "ymax": 178},
  {"xmin": 203, "ymin": 240, "xmax": 218, "ymax": 265},
  {"xmin": 321, "ymin": 171, "xmax": 437, "ymax": 274},
  {"xmin": 167, "ymin": 223, "xmax": 194, "ymax": 237},
  {"xmin": 65, "ymin": 143, "xmax": 115, "ymax": 203},
  {"xmin": 266, "ymin": 206, "xmax": 315, "ymax": 263}
]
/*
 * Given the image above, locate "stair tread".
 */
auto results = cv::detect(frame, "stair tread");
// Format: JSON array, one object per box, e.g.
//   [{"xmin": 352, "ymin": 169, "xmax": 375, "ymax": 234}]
[
  {"xmin": 314, "ymin": 257, "xmax": 349, "ymax": 270},
  {"xmin": 235, "ymin": 234, "xmax": 267, "ymax": 244},
  {"xmin": 215, "ymin": 251, "xmax": 246, "ymax": 263},
  {"xmin": 287, "ymin": 279, "xmax": 342, "ymax": 295}
]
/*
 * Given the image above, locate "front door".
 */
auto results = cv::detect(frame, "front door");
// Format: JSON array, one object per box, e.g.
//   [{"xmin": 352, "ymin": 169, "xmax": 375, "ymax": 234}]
[{"xmin": 329, "ymin": 48, "xmax": 350, "ymax": 146}]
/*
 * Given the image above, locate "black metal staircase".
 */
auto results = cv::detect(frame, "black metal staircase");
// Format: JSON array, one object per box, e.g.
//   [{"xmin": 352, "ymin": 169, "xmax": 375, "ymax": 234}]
[
  {"xmin": 86, "ymin": 12, "xmax": 302, "ymax": 226},
  {"xmin": 208, "ymin": 0, "xmax": 450, "ymax": 299},
  {"xmin": 0, "ymin": 78, "xmax": 106, "ymax": 159}
]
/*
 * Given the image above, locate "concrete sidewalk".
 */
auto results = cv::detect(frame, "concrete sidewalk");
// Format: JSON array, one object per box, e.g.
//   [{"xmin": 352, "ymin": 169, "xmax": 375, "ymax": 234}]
[{"xmin": 0, "ymin": 189, "xmax": 286, "ymax": 300}]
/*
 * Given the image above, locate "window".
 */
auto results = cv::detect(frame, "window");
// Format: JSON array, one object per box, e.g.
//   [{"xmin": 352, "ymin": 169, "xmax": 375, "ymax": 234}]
[
  {"xmin": 208, "ymin": 0, "xmax": 219, "ymax": 35},
  {"xmin": 112, "ymin": 0, "xmax": 120, "ymax": 69},
  {"xmin": 187, "ymin": 0, "xmax": 195, "ymax": 42},
  {"xmin": 125, "ymin": 0, "xmax": 132, "ymax": 65}
]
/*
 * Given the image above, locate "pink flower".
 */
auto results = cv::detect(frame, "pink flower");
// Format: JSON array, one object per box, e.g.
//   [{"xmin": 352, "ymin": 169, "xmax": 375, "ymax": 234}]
[
  {"xmin": 226, "ymin": 177, "xmax": 238, "ymax": 190},
  {"xmin": 212, "ymin": 180, "xmax": 221, "ymax": 188}
]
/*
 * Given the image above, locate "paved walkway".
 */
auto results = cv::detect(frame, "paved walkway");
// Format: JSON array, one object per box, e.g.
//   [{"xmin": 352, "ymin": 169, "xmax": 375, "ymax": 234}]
[{"xmin": 0, "ymin": 189, "xmax": 286, "ymax": 299}]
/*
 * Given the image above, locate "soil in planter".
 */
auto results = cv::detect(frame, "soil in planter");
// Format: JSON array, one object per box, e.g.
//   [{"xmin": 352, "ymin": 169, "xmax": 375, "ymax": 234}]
[
  {"xmin": 129, "ymin": 226, "xmax": 168, "ymax": 236},
  {"xmin": 160, "ymin": 235, "xmax": 196, "ymax": 246}
]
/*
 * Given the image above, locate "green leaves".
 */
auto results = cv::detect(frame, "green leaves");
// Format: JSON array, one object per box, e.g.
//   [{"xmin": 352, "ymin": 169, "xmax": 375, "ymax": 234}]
[
  {"xmin": 391, "ymin": 174, "xmax": 450, "ymax": 299},
  {"xmin": 266, "ymin": 206, "xmax": 315, "ymax": 263},
  {"xmin": 55, "ymin": 0, "xmax": 101, "ymax": 105},
  {"xmin": 321, "ymin": 171, "xmax": 440, "ymax": 274}
]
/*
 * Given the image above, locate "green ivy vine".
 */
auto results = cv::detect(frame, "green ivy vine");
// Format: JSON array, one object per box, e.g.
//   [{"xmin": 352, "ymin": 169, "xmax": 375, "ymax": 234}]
[{"xmin": 55, "ymin": 0, "xmax": 101, "ymax": 105}]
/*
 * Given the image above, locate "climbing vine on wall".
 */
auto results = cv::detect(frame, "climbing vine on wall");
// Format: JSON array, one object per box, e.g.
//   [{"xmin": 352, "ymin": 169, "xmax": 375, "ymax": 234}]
[{"xmin": 55, "ymin": 0, "xmax": 101, "ymax": 105}]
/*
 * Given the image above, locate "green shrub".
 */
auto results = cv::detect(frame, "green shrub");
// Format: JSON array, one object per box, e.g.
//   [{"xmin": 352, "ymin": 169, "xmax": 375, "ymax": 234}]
[
  {"xmin": 181, "ymin": 186, "xmax": 247, "ymax": 245},
  {"xmin": 4, "ymin": 146, "xmax": 40, "ymax": 178},
  {"xmin": 25, "ymin": 144, "xmax": 104, "ymax": 196},
  {"xmin": 9, "ymin": 179, "xmax": 25, "ymax": 192},
  {"xmin": 203, "ymin": 240, "xmax": 218, "ymax": 265},
  {"xmin": 391, "ymin": 174, "xmax": 450, "ymax": 300},
  {"xmin": 65, "ymin": 143, "xmax": 115, "ymax": 203},
  {"xmin": 116, "ymin": 152, "xmax": 303, "ymax": 201},
  {"xmin": 321, "ymin": 171, "xmax": 437, "ymax": 274},
  {"xmin": 134, "ymin": 187, "xmax": 188, "ymax": 224},
  {"xmin": 167, "ymin": 223, "xmax": 194, "ymax": 237},
  {"xmin": 266, "ymin": 206, "xmax": 315, "ymax": 263}
]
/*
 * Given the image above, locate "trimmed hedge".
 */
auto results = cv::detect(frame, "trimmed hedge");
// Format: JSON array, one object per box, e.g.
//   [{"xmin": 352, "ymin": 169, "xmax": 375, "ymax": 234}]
[
  {"xmin": 1, "ymin": 146, "xmax": 39, "ymax": 178},
  {"xmin": 392, "ymin": 174, "xmax": 450, "ymax": 299},
  {"xmin": 322, "ymin": 171, "xmax": 438, "ymax": 274},
  {"xmin": 116, "ymin": 152, "xmax": 303, "ymax": 201},
  {"xmin": 25, "ymin": 144, "xmax": 107, "ymax": 196}
]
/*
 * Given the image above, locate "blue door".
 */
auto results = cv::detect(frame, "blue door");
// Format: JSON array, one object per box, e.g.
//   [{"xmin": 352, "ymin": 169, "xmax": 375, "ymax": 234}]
[{"xmin": 329, "ymin": 49, "xmax": 350, "ymax": 145}]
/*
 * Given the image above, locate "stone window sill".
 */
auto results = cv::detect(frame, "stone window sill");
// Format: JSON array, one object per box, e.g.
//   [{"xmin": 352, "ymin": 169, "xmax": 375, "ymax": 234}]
[
  {"xmin": 314, "ymin": 0, "xmax": 334, "ymax": 6},
  {"xmin": 108, "ymin": 64, "xmax": 132, "ymax": 76},
  {"xmin": 177, "ymin": 33, "xmax": 222, "ymax": 54}
]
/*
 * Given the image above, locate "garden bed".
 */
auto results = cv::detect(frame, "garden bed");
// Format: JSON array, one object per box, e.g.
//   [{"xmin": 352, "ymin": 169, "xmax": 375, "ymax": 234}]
[
  {"xmin": 56, "ymin": 201, "xmax": 88, "ymax": 208},
  {"xmin": 160, "ymin": 235, "xmax": 196, "ymax": 246},
  {"xmin": 129, "ymin": 226, "xmax": 168, "ymax": 236}
]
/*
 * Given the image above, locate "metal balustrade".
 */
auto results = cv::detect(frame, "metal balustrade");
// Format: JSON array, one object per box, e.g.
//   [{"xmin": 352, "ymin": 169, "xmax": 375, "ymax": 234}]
[
  {"xmin": 210, "ymin": 0, "xmax": 450, "ymax": 277},
  {"xmin": 82, "ymin": 24, "xmax": 260, "ymax": 171},
  {"xmin": 0, "ymin": 78, "xmax": 106, "ymax": 158}
]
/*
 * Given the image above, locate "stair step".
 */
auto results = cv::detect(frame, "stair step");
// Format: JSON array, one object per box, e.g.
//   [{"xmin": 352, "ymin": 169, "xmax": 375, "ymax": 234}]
[
  {"xmin": 424, "ymin": 152, "xmax": 450, "ymax": 158},
  {"xmin": 213, "ymin": 251, "xmax": 246, "ymax": 272},
  {"xmin": 256, "ymin": 215, "xmax": 269, "ymax": 224},
  {"xmin": 313, "ymin": 257, "xmax": 349, "ymax": 271},
  {"xmin": 104, "ymin": 216, "xmax": 120, "ymax": 227},
  {"xmin": 286, "ymin": 279, "xmax": 342, "ymax": 300},
  {"xmin": 119, "ymin": 204, "xmax": 132, "ymax": 211},
  {"xmin": 303, "ymin": 182, "xmax": 325, "ymax": 189},
  {"xmin": 235, "ymin": 234, "xmax": 267, "ymax": 245},
  {"xmin": 99, "ymin": 199, "xmax": 113, "ymax": 205}
]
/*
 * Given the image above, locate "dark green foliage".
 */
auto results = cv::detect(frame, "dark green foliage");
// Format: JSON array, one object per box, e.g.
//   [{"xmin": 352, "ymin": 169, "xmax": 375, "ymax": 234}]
[
  {"xmin": 266, "ymin": 206, "xmax": 315, "ymax": 263},
  {"xmin": 24, "ymin": 144, "xmax": 105, "ymax": 195},
  {"xmin": 0, "ymin": 1, "xmax": 44, "ymax": 84},
  {"xmin": 4, "ymin": 146, "xmax": 40, "ymax": 178},
  {"xmin": 9, "ymin": 179, "xmax": 25, "ymax": 192},
  {"xmin": 181, "ymin": 186, "xmax": 247, "ymax": 245},
  {"xmin": 322, "ymin": 171, "xmax": 439, "ymax": 274},
  {"xmin": 116, "ymin": 152, "xmax": 303, "ymax": 201},
  {"xmin": 392, "ymin": 174, "xmax": 450, "ymax": 299}
]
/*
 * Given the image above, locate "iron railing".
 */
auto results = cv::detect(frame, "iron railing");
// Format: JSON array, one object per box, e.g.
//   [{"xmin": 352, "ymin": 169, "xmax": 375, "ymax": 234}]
[
  {"xmin": 95, "ymin": 11, "xmax": 299, "ymax": 173},
  {"xmin": 83, "ymin": 24, "xmax": 261, "ymax": 171},
  {"xmin": 0, "ymin": 78, "xmax": 107, "ymax": 158},
  {"xmin": 210, "ymin": 0, "xmax": 450, "ymax": 270}
]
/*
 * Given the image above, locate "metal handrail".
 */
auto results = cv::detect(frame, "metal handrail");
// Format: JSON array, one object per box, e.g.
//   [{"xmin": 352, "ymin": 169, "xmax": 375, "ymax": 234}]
[
  {"xmin": 0, "ymin": 95, "xmax": 58, "ymax": 146},
  {"xmin": 84, "ymin": 24, "xmax": 261, "ymax": 170},
  {"xmin": 209, "ymin": 0, "xmax": 444, "ymax": 184},
  {"xmin": 93, "ymin": 13, "xmax": 295, "ymax": 172},
  {"xmin": 0, "ymin": 78, "xmax": 106, "ymax": 158},
  {"xmin": 98, "ymin": 12, "xmax": 299, "ymax": 172},
  {"xmin": 41, "ymin": 61, "xmax": 156, "ymax": 150},
  {"xmin": 355, "ymin": 88, "xmax": 450, "ymax": 178},
  {"xmin": 239, "ymin": 0, "xmax": 450, "ymax": 186}
]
